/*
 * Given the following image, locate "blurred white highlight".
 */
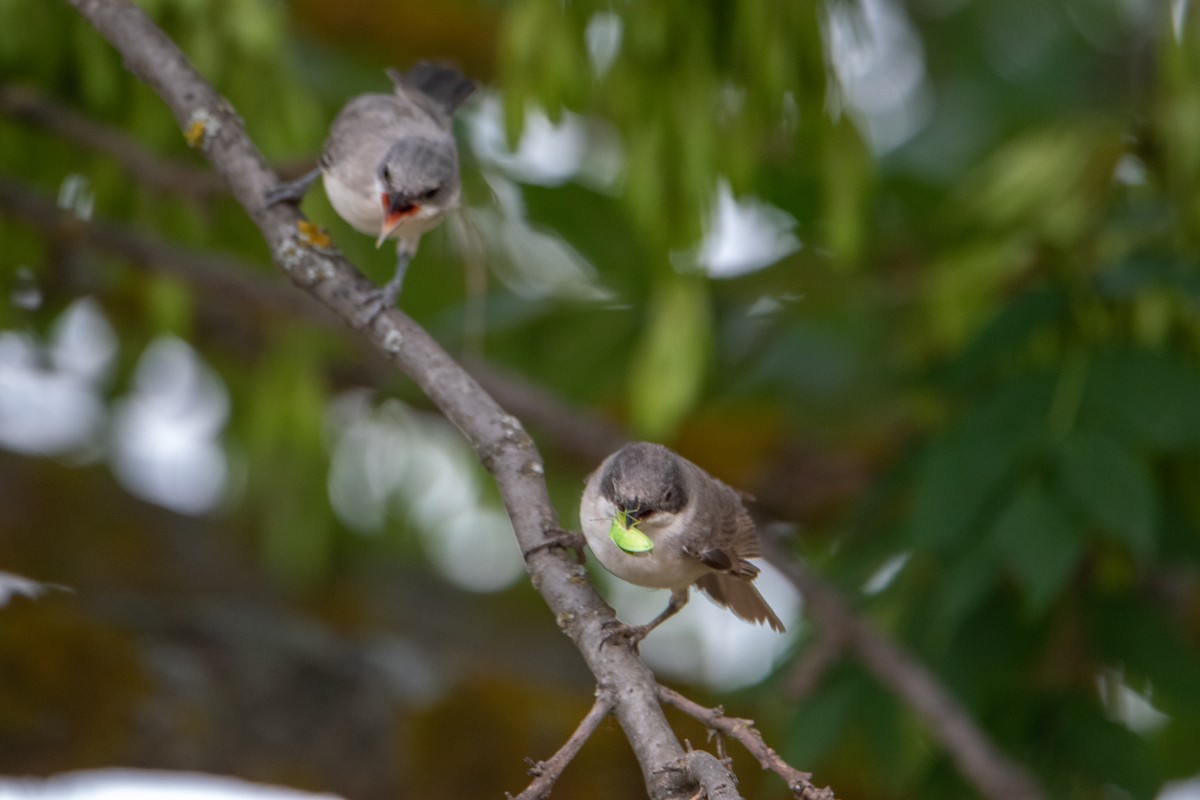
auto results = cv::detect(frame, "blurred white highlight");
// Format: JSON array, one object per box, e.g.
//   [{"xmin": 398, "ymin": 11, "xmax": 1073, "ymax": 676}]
[
  {"xmin": 0, "ymin": 769, "xmax": 344, "ymax": 800},
  {"xmin": 693, "ymin": 179, "xmax": 801, "ymax": 279},
  {"xmin": 0, "ymin": 299, "xmax": 114, "ymax": 457},
  {"xmin": 110, "ymin": 337, "xmax": 229, "ymax": 515},
  {"xmin": 825, "ymin": 0, "xmax": 931, "ymax": 153},
  {"xmin": 326, "ymin": 394, "xmax": 525, "ymax": 593}
]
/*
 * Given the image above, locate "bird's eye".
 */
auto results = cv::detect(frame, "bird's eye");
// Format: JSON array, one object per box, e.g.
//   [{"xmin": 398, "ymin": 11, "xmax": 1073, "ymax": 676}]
[
  {"xmin": 381, "ymin": 166, "xmax": 391, "ymax": 182},
  {"xmin": 421, "ymin": 187, "xmax": 438, "ymax": 201}
]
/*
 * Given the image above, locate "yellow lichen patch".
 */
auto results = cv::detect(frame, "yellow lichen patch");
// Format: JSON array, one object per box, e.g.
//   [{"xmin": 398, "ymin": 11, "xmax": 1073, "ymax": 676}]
[
  {"xmin": 184, "ymin": 119, "xmax": 207, "ymax": 149},
  {"xmin": 297, "ymin": 220, "xmax": 332, "ymax": 249}
]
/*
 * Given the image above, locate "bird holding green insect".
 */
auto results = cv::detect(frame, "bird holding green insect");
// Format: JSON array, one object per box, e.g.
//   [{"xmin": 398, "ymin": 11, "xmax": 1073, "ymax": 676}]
[{"xmin": 580, "ymin": 442, "xmax": 785, "ymax": 645}]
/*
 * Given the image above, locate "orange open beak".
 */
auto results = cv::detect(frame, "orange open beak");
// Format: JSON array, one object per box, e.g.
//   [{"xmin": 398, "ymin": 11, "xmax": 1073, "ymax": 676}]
[{"xmin": 376, "ymin": 193, "xmax": 419, "ymax": 248}]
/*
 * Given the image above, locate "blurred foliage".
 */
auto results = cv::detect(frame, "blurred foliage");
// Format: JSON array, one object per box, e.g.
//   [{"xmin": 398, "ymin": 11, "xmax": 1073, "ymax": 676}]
[{"xmin": 3, "ymin": 0, "xmax": 1200, "ymax": 799}]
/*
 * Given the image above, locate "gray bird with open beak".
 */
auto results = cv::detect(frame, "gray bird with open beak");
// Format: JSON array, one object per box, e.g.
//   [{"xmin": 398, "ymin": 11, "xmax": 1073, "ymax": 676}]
[
  {"xmin": 579, "ymin": 442, "xmax": 785, "ymax": 645},
  {"xmin": 269, "ymin": 62, "xmax": 475, "ymax": 321}
]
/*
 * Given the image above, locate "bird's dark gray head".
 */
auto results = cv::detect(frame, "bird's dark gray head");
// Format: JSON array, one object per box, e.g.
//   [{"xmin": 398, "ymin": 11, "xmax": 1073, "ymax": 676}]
[
  {"xmin": 600, "ymin": 443, "xmax": 688, "ymax": 521},
  {"xmin": 377, "ymin": 136, "xmax": 459, "ymax": 211}
]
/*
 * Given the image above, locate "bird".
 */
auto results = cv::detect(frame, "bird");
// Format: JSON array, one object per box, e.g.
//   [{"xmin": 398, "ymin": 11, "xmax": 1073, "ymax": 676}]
[
  {"xmin": 579, "ymin": 442, "xmax": 785, "ymax": 645},
  {"xmin": 267, "ymin": 62, "xmax": 476, "ymax": 323}
]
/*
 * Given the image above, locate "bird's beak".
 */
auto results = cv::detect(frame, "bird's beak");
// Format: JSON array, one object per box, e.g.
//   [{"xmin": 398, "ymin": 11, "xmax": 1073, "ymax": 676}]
[
  {"xmin": 376, "ymin": 193, "xmax": 419, "ymax": 248},
  {"xmin": 609, "ymin": 508, "xmax": 654, "ymax": 554}
]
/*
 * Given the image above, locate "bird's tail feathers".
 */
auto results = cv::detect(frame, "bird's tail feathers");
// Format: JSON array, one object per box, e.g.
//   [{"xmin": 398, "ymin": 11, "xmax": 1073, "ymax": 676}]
[
  {"xmin": 695, "ymin": 573, "xmax": 785, "ymax": 632},
  {"xmin": 388, "ymin": 62, "xmax": 477, "ymax": 114}
]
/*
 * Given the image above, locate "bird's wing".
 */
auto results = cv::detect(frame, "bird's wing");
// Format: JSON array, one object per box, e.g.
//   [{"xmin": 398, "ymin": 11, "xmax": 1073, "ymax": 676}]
[
  {"xmin": 320, "ymin": 94, "xmax": 411, "ymax": 174},
  {"xmin": 678, "ymin": 465, "xmax": 761, "ymax": 576},
  {"xmin": 712, "ymin": 475, "xmax": 762, "ymax": 559},
  {"xmin": 695, "ymin": 573, "xmax": 785, "ymax": 632}
]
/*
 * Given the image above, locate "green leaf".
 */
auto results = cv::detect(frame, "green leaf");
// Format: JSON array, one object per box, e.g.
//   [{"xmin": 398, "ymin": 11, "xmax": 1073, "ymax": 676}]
[
  {"xmin": 947, "ymin": 289, "xmax": 1068, "ymax": 387},
  {"xmin": 783, "ymin": 669, "xmax": 867, "ymax": 766},
  {"xmin": 908, "ymin": 374, "xmax": 1053, "ymax": 549},
  {"xmin": 628, "ymin": 277, "xmax": 711, "ymax": 439},
  {"xmin": 957, "ymin": 123, "xmax": 1123, "ymax": 245},
  {"xmin": 1094, "ymin": 255, "xmax": 1200, "ymax": 303},
  {"xmin": 925, "ymin": 546, "xmax": 1001, "ymax": 643},
  {"xmin": 823, "ymin": 116, "xmax": 869, "ymax": 268},
  {"xmin": 992, "ymin": 480, "xmax": 1082, "ymax": 616},
  {"xmin": 1081, "ymin": 348, "xmax": 1200, "ymax": 451},
  {"xmin": 1056, "ymin": 430, "xmax": 1158, "ymax": 559}
]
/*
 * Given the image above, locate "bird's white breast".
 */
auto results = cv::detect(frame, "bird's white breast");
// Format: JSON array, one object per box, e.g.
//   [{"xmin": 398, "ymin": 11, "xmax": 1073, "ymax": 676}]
[
  {"xmin": 579, "ymin": 489, "xmax": 707, "ymax": 590},
  {"xmin": 322, "ymin": 169, "xmax": 382, "ymax": 236}
]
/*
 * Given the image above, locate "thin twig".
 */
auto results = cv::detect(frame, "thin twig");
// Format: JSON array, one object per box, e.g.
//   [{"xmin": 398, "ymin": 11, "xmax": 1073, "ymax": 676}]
[
  {"xmin": 783, "ymin": 627, "xmax": 846, "ymax": 700},
  {"xmin": 0, "ymin": 175, "xmax": 329, "ymax": 323},
  {"xmin": 509, "ymin": 690, "xmax": 614, "ymax": 800},
  {"xmin": 0, "ymin": 82, "xmax": 227, "ymax": 199},
  {"xmin": 657, "ymin": 685, "xmax": 836, "ymax": 800},
  {"xmin": 761, "ymin": 539, "xmax": 1046, "ymax": 800}
]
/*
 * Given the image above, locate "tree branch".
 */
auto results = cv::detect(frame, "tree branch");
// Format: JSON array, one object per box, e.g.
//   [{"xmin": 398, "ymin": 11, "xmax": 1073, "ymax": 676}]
[
  {"xmin": 0, "ymin": 82, "xmax": 227, "ymax": 200},
  {"xmin": 61, "ymin": 2, "xmax": 728, "ymax": 797},
  {"xmin": 509, "ymin": 690, "xmax": 614, "ymax": 800},
  {"xmin": 761, "ymin": 539, "xmax": 1046, "ymax": 800},
  {"xmin": 0, "ymin": 174, "xmax": 329, "ymax": 323},
  {"xmin": 676, "ymin": 750, "xmax": 741, "ymax": 800},
  {"xmin": 462, "ymin": 356, "xmax": 627, "ymax": 463},
  {"xmin": 657, "ymin": 685, "xmax": 835, "ymax": 800}
]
